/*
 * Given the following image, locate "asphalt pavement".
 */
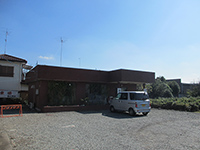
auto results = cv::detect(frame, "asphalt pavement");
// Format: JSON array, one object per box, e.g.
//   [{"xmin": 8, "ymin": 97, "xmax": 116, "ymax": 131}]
[{"xmin": 0, "ymin": 108, "xmax": 200, "ymax": 150}]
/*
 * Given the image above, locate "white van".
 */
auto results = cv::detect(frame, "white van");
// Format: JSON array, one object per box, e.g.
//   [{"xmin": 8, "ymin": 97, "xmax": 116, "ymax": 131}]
[{"xmin": 110, "ymin": 91, "xmax": 151, "ymax": 116}]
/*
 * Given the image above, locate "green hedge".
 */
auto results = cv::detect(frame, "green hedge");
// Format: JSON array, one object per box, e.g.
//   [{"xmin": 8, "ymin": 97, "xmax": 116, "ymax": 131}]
[{"xmin": 151, "ymin": 97, "xmax": 200, "ymax": 112}]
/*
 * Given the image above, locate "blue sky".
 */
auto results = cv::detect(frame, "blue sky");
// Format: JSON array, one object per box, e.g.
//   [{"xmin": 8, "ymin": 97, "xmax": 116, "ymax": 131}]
[{"xmin": 1, "ymin": 0, "xmax": 200, "ymax": 83}]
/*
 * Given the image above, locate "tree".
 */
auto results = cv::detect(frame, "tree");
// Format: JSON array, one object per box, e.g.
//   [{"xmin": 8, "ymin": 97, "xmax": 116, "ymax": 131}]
[
  {"xmin": 167, "ymin": 81, "xmax": 180, "ymax": 97},
  {"xmin": 160, "ymin": 76, "xmax": 166, "ymax": 82},
  {"xmin": 148, "ymin": 76, "xmax": 173, "ymax": 98}
]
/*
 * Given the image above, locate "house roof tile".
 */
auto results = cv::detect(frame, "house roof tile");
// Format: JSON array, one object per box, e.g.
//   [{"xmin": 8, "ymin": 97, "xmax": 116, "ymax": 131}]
[{"xmin": 0, "ymin": 54, "xmax": 27, "ymax": 63}]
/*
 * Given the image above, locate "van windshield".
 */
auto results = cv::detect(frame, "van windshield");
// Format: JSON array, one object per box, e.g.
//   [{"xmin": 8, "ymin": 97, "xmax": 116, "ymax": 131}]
[{"xmin": 130, "ymin": 93, "xmax": 149, "ymax": 100}]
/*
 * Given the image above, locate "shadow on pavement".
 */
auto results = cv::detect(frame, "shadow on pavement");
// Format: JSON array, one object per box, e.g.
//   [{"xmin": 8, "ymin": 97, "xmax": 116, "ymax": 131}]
[
  {"xmin": 102, "ymin": 110, "xmax": 145, "ymax": 119},
  {"xmin": 79, "ymin": 110, "xmax": 145, "ymax": 119}
]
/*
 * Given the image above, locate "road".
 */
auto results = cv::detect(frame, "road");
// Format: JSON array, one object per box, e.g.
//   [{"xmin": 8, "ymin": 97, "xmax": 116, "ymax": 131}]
[{"xmin": 0, "ymin": 108, "xmax": 200, "ymax": 150}]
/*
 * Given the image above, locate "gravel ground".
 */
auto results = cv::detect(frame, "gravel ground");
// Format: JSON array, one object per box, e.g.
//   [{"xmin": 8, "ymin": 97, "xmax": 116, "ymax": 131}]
[{"xmin": 0, "ymin": 108, "xmax": 200, "ymax": 150}]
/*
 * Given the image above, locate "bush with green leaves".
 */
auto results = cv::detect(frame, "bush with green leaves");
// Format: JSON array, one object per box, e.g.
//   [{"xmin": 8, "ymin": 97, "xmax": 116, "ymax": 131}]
[{"xmin": 151, "ymin": 97, "xmax": 200, "ymax": 112}]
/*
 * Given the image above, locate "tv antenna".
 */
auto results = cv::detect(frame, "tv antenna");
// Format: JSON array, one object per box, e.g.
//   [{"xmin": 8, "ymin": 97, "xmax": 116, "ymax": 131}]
[
  {"xmin": 60, "ymin": 37, "xmax": 67, "ymax": 66},
  {"xmin": 79, "ymin": 58, "xmax": 81, "ymax": 67},
  {"xmin": 4, "ymin": 30, "xmax": 9, "ymax": 54}
]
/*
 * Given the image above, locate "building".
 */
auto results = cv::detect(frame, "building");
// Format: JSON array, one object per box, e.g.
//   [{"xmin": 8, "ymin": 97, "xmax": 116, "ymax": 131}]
[
  {"xmin": 26, "ymin": 65, "xmax": 155, "ymax": 112},
  {"xmin": 167, "ymin": 79, "xmax": 195, "ymax": 97},
  {"xmin": 0, "ymin": 54, "xmax": 32, "ymax": 99}
]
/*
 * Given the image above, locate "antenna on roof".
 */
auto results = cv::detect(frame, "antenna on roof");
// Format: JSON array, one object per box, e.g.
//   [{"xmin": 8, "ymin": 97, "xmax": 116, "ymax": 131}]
[
  {"xmin": 60, "ymin": 37, "xmax": 67, "ymax": 66},
  {"xmin": 60, "ymin": 37, "xmax": 63, "ymax": 66},
  {"xmin": 79, "ymin": 58, "xmax": 81, "ymax": 67},
  {"xmin": 4, "ymin": 30, "xmax": 9, "ymax": 54}
]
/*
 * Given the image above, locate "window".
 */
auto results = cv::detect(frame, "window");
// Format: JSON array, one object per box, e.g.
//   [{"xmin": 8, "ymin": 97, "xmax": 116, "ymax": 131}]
[
  {"xmin": 130, "ymin": 93, "xmax": 149, "ymax": 100},
  {"xmin": 0, "ymin": 65, "xmax": 14, "ymax": 77},
  {"xmin": 47, "ymin": 81, "xmax": 76, "ymax": 106},
  {"xmin": 116, "ymin": 93, "xmax": 128, "ymax": 100}
]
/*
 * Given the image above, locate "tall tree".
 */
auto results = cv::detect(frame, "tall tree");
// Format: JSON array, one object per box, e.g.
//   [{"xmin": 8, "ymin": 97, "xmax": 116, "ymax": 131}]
[
  {"xmin": 148, "ymin": 76, "xmax": 173, "ymax": 98},
  {"xmin": 167, "ymin": 81, "xmax": 180, "ymax": 97}
]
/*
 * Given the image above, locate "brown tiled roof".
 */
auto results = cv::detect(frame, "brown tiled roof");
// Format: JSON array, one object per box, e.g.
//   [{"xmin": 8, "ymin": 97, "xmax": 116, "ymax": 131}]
[{"xmin": 0, "ymin": 54, "xmax": 27, "ymax": 63}]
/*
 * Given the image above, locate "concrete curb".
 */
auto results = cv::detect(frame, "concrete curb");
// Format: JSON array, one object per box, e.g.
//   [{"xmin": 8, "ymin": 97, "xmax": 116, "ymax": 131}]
[{"xmin": 0, "ymin": 132, "xmax": 12, "ymax": 150}]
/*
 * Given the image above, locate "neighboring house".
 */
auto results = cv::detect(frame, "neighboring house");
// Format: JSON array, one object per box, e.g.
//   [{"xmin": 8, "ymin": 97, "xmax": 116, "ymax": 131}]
[
  {"xmin": 26, "ymin": 65, "xmax": 155, "ymax": 112},
  {"xmin": 167, "ymin": 79, "xmax": 195, "ymax": 97},
  {"xmin": 0, "ymin": 54, "xmax": 32, "ymax": 100}
]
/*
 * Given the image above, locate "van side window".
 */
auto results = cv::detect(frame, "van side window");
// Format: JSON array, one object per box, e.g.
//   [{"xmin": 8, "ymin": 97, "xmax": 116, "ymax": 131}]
[
  {"xmin": 130, "ymin": 93, "xmax": 135, "ymax": 100},
  {"xmin": 120, "ymin": 93, "xmax": 128, "ymax": 100},
  {"xmin": 130, "ymin": 93, "xmax": 149, "ymax": 100}
]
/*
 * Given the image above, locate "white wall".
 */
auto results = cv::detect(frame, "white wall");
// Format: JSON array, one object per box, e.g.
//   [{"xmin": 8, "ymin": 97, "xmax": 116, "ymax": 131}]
[{"xmin": 0, "ymin": 60, "xmax": 28, "ymax": 92}]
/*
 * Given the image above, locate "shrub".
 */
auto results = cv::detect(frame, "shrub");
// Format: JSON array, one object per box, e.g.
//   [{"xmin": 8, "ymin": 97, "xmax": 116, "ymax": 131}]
[{"xmin": 151, "ymin": 97, "xmax": 200, "ymax": 112}]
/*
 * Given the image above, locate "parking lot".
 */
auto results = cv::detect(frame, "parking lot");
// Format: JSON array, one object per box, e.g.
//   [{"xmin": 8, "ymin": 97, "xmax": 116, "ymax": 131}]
[{"xmin": 1, "ymin": 108, "xmax": 200, "ymax": 150}]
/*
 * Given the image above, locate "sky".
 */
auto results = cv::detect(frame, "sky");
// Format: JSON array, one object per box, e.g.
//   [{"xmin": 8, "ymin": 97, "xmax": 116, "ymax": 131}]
[{"xmin": 1, "ymin": 0, "xmax": 200, "ymax": 83}]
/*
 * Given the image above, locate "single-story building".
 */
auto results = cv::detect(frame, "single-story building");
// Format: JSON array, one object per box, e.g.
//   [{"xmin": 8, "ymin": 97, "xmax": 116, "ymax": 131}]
[{"xmin": 26, "ymin": 65, "xmax": 155, "ymax": 112}]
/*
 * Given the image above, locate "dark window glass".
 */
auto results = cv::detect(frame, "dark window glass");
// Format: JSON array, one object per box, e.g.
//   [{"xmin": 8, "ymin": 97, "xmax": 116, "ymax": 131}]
[
  {"xmin": 0, "ymin": 66, "xmax": 14, "ymax": 77},
  {"xmin": 130, "ymin": 93, "xmax": 149, "ymax": 100},
  {"xmin": 120, "ymin": 93, "xmax": 128, "ymax": 100}
]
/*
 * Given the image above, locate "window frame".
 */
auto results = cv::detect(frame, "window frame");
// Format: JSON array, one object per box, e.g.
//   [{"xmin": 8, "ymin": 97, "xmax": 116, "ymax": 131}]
[
  {"xmin": 0, "ymin": 65, "xmax": 14, "ymax": 77},
  {"xmin": 116, "ymin": 93, "xmax": 128, "ymax": 100}
]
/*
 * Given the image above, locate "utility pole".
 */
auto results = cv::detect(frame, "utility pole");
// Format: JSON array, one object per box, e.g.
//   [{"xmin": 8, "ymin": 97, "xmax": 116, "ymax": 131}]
[{"xmin": 4, "ymin": 30, "xmax": 8, "ymax": 54}]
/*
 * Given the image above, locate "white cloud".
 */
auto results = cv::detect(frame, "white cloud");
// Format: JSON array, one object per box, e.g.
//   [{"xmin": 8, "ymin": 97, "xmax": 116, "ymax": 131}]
[{"xmin": 39, "ymin": 56, "xmax": 54, "ymax": 60}]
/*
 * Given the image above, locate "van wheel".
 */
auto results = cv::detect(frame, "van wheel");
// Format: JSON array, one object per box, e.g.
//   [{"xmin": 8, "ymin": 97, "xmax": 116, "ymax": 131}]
[
  {"xmin": 143, "ymin": 112, "xmax": 148, "ymax": 116},
  {"xmin": 129, "ymin": 108, "xmax": 136, "ymax": 116},
  {"xmin": 110, "ymin": 106, "xmax": 115, "ymax": 112}
]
